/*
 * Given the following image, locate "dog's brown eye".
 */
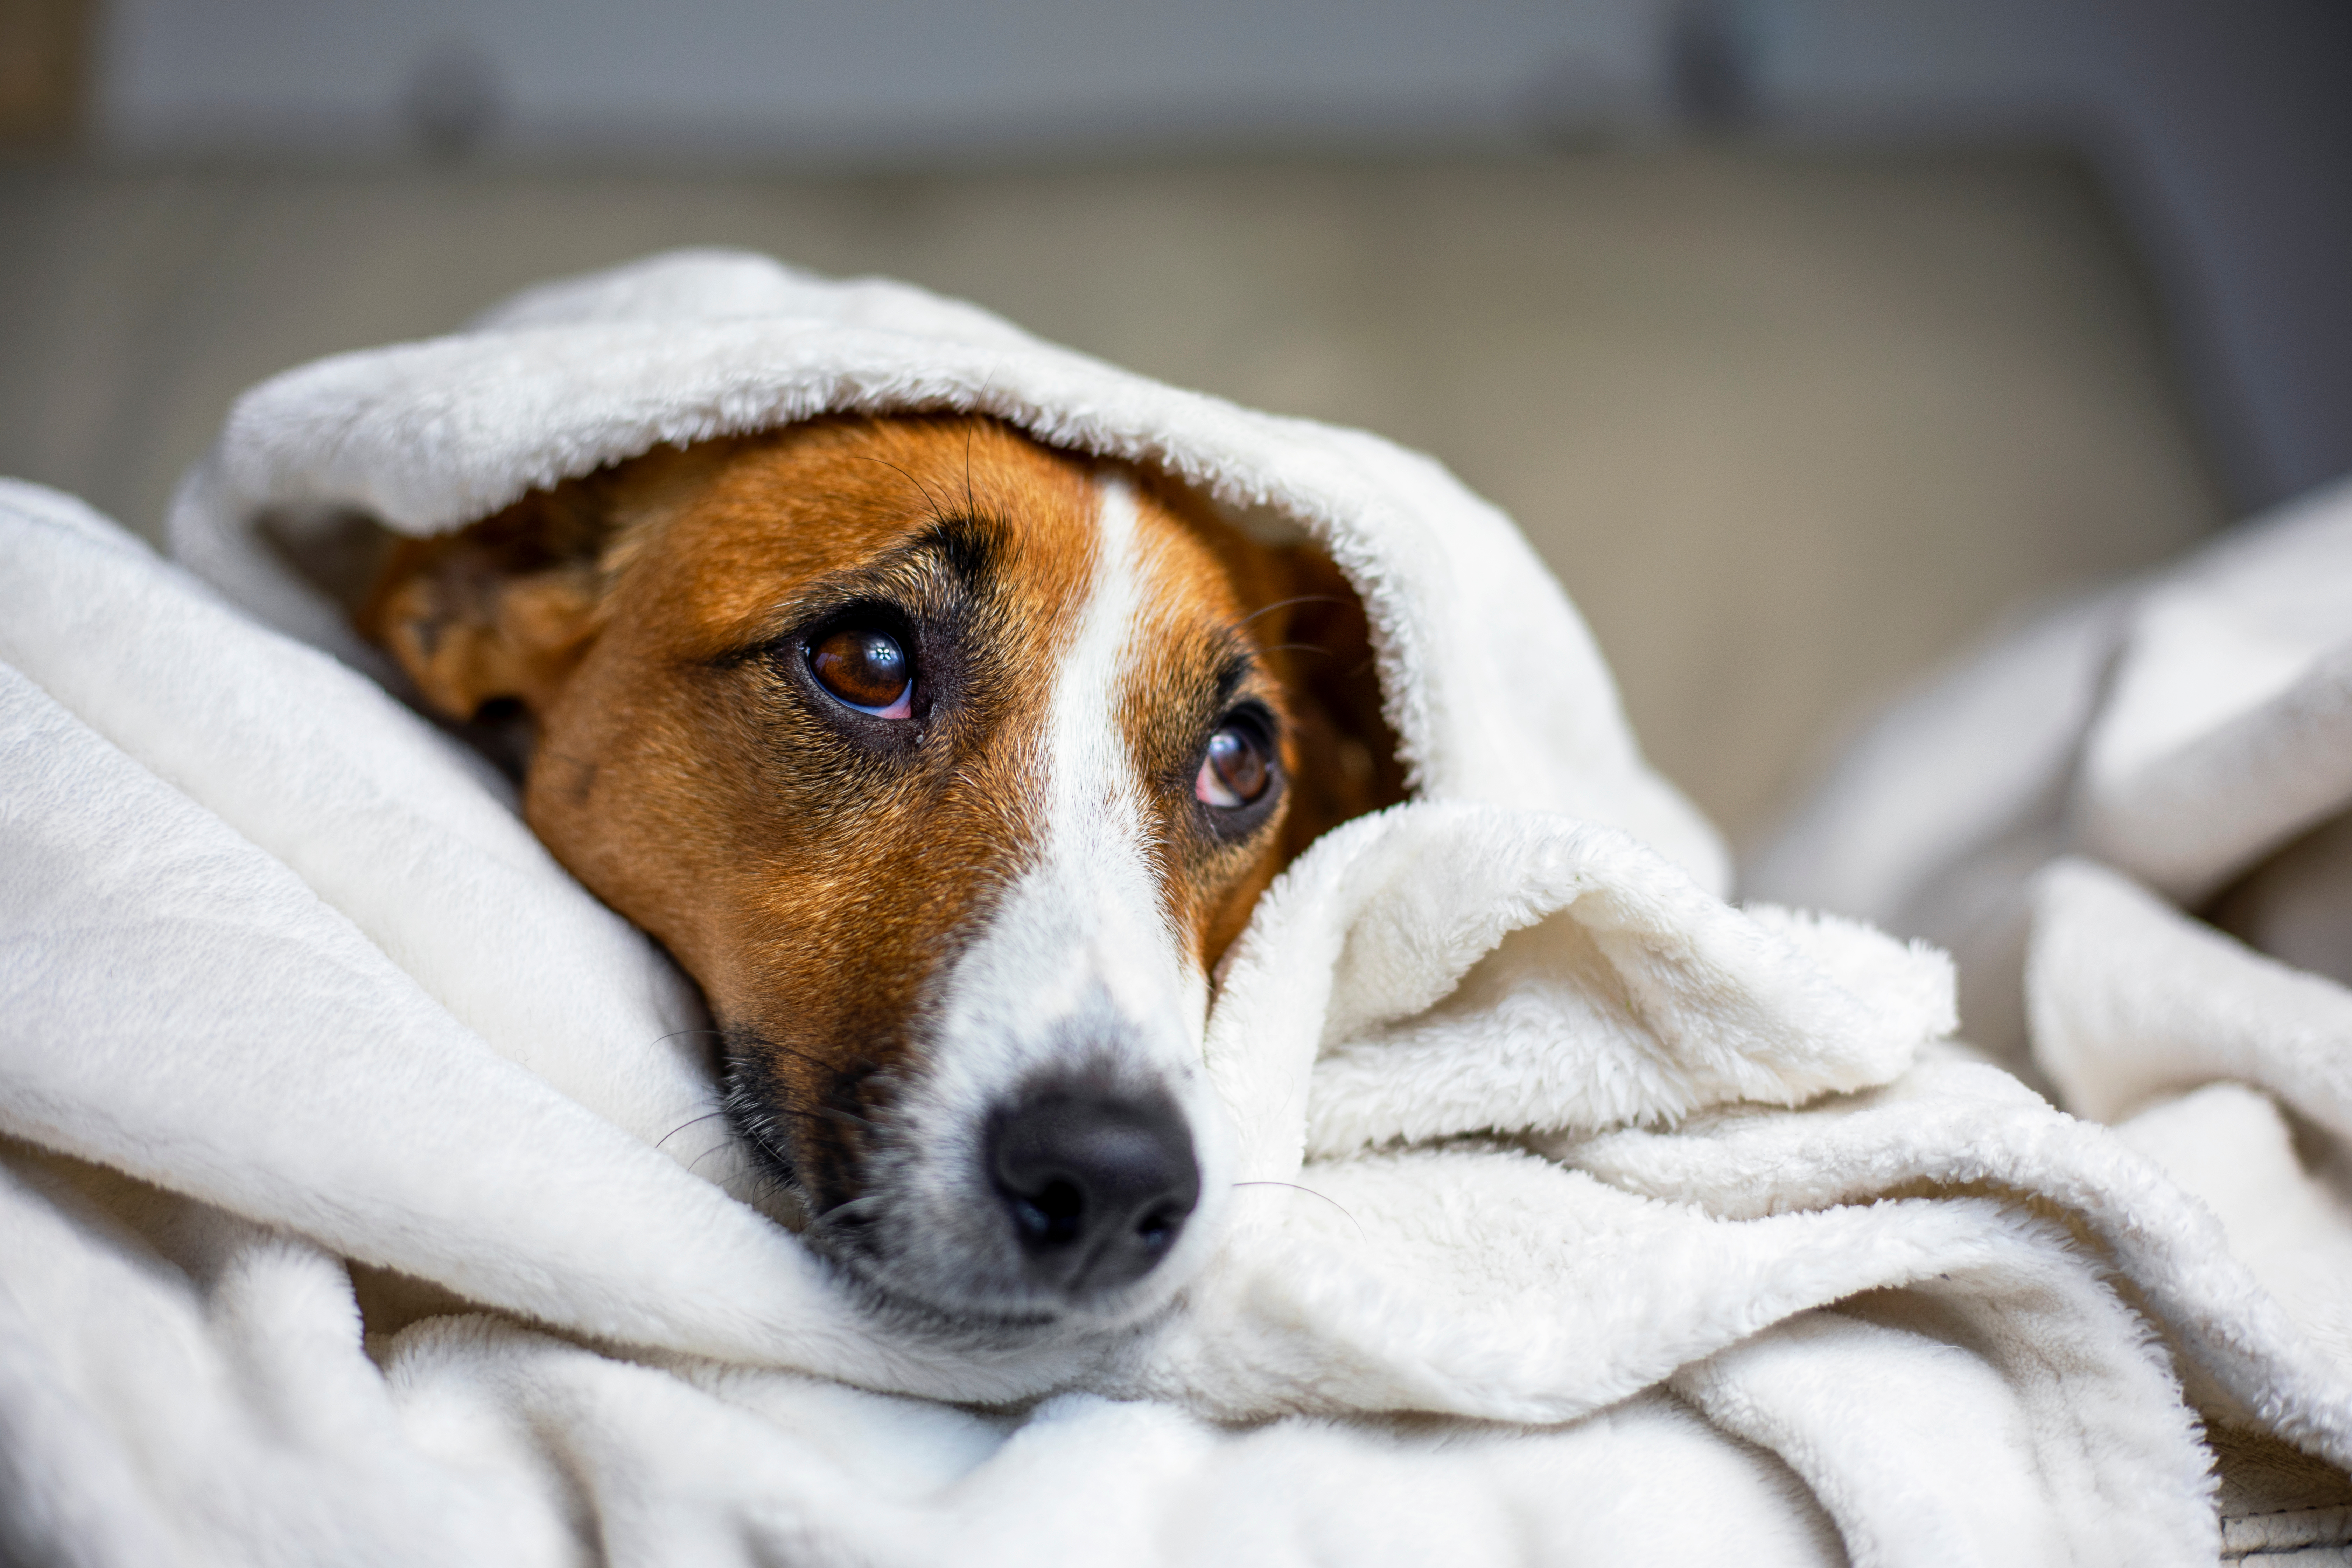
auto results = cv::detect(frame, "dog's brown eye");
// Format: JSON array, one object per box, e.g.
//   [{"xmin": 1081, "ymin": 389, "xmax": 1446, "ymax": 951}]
[
  {"xmin": 1195, "ymin": 721, "xmax": 1270, "ymax": 809},
  {"xmin": 810, "ymin": 628, "xmax": 912, "ymax": 718}
]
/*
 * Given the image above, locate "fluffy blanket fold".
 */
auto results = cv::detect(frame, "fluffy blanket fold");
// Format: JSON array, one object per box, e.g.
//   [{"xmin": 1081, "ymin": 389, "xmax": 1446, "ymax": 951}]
[
  {"xmin": 3, "ymin": 251, "xmax": 2347, "ymax": 1565},
  {"xmin": 1752, "ymin": 474, "xmax": 2352, "ymax": 1554}
]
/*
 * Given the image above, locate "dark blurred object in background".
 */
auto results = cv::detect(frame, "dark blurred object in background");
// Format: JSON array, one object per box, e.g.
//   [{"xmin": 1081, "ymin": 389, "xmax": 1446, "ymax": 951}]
[{"xmin": 0, "ymin": 0, "xmax": 89, "ymax": 147}]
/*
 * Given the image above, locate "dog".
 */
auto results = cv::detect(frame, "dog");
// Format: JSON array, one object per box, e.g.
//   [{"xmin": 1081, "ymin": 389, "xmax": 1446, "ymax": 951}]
[{"xmin": 357, "ymin": 415, "xmax": 1402, "ymax": 1328}]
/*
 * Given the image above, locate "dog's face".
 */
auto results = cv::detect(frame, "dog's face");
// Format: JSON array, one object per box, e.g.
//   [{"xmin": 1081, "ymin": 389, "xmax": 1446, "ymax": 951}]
[{"xmin": 360, "ymin": 417, "xmax": 1400, "ymax": 1326}]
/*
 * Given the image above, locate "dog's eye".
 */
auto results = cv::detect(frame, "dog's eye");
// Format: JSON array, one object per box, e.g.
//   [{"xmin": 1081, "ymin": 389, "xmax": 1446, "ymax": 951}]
[
  {"xmin": 1195, "ymin": 720, "xmax": 1271, "ymax": 808},
  {"xmin": 809, "ymin": 628, "xmax": 913, "ymax": 718}
]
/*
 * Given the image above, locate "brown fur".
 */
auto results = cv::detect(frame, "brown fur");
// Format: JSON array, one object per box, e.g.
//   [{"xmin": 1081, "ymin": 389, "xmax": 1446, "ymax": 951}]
[{"xmin": 360, "ymin": 416, "xmax": 1401, "ymax": 1213}]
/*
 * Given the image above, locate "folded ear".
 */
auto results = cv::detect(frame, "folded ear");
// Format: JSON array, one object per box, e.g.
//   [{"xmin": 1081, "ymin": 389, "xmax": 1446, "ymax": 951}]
[{"xmin": 357, "ymin": 491, "xmax": 607, "ymax": 722}]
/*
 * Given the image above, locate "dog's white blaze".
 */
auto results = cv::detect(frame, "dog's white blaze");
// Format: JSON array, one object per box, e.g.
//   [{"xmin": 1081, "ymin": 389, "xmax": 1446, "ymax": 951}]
[
  {"xmin": 883, "ymin": 472, "xmax": 1231, "ymax": 1318},
  {"xmin": 929, "ymin": 477, "xmax": 1202, "ymax": 1079},
  {"xmin": 1036, "ymin": 475, "xmax": 1193, "ymax": 1023},
  {"xmin": 918, "ymin": 477, "xmax": 1217, "ymax": 1135}
]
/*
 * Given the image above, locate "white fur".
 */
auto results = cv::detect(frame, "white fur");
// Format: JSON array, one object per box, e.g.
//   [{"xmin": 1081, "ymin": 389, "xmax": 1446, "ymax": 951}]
[{"xmin": 874, "ymin": 476, "xmax": 1232, "ymax": 1323}]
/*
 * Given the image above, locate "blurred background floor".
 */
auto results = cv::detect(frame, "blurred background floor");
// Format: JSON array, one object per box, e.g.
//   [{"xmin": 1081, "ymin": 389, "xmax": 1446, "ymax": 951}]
[{"xmin": 0, "ymin": 149, "xmax": 2224, "ymax": 844}]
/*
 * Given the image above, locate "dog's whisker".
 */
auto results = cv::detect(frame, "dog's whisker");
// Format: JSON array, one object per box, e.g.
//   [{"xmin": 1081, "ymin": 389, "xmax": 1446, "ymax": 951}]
[
  {"xmin": 653, "ymin": 1109, "xmax": 731, "ymax": 1152},
  {"xmin": 817, "ymin": 1193, "xmax": 883, "ymax": 1224},
  {"xmin": 723, "ymin": 1094, "xmax": 804, "ymax": 1178},
  {"xmin": 1231, "ymin": 1180, "xmax": 1367, "ymax": 1239}
]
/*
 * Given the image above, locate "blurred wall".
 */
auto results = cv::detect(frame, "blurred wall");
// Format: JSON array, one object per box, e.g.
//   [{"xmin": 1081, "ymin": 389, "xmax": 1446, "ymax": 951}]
[
  {"xmin": 85, "ymin": 0, "xmax": 2352, "ymax": 508},
  {"xmin": 0, "ymin": 152, "xmax": 2222, "ymax": 842},
  {"xmin": 1758, "ymin": 0, "xmax": 2352, "ymax": 510},
  {"xmin": 4, "ymin": 1, "xmax": 2339, "ymax": 838},
  {"xmin": 93, "ymin": 0, "xmax": 1677, "ymax": 159}
]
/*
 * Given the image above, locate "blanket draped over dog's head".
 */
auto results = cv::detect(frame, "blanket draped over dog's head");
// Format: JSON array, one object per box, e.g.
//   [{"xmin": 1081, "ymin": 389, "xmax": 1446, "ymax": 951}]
[
  {"xmin": 174, "ymin": 248, "xmax": 1722, "ymax": 888},
  {"xmin": 21, "ymin": 248, "xmax": 2352, "ymax": 1568}
]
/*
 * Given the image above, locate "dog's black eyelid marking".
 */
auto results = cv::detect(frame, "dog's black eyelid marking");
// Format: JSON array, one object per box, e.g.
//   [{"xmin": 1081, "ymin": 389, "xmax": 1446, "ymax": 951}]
[
  {"xmin": 912, "ymin": 515, "xmax": 998, "ymax": 586},
  {"xmin": 716, "ymin": 520, "xmax": 994, "ymax": 670},
  {"xmin": 1211, "ymin": 654, "xmax": 1254, "ymax": 710}
]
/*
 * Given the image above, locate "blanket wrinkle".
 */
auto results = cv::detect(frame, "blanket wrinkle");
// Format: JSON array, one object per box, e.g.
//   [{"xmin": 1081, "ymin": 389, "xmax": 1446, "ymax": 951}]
[
  {"xmin": 0, "ymin": 482, "xmax": 715, "ymax": 1166},
  {"xmin": 6, "ymin": 250, "xmax": 2345, "ymax": 1564},
  {"xmin": 1671, "ymin": 1289, "xmax": 2210, "ymax": 1568},
  {"xmin": 1749, "ymin": 466, "xmax": 2352, "ymax": 1548},
  {"xmin": 2115, "ymin": 1086, "xmax": 2352, "ymax": 1379},
  {"xmin": 1553, "ymin": 1051, "xmax": 2352, "ymax": 1469},
  {"xmin": 1203, "ymin": 802, "xmax": 1945, "ymax": 1175},
  {"xmin": 2030, "ymin": 857, "xmax": 2352, "ymax": 1142},
  {"xmin": 1113, "ymin": 1147, "xmax": 2164, "ymax": 1435}
]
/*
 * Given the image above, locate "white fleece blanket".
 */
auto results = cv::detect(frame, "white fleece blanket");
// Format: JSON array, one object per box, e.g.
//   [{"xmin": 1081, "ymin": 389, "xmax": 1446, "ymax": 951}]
[
  {"xmin": 2, "ymin": 251, "xmax": 2346, "ymax": 1566},
  {"xmin": 1751, "ymin": 475, "xmax": 2352, "ymax": 1544}
]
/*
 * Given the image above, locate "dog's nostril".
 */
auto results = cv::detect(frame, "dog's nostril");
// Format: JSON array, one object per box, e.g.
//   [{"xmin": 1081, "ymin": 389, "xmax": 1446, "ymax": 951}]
[
  {"xmin": 988, "ymin": 1087, "xmax": 1200, "ymax": 1297},
  {"xmin": 1134, "ymin": 1200, "xmax": 1186, "ymax": 1248},
  {"xmin": 1011, "ymin": 1179, "xmax": 1085, "ymax": 1246}
]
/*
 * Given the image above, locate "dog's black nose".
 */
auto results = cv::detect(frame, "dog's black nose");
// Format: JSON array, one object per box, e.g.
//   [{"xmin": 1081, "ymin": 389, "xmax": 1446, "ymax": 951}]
[{"xmin": 988, "ymin": 1087, "xmax": 1200, "ymax": 1297}]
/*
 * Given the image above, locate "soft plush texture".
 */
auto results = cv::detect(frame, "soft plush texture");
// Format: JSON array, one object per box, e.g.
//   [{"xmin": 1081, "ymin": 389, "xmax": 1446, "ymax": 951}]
[
  {"xmin": 1, "ymin": 250, "xmax": 2345, "ymax": 1564},
  {"xmin": 1751, "ymin": 472, "xmax": 2352, "ymax": 1551}
]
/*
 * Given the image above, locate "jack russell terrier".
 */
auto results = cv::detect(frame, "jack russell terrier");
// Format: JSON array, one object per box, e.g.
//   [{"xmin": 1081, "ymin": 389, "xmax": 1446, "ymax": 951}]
[{"xmin": 359, "ymin": 415, "xmax": 1402, "ymax": 1329}]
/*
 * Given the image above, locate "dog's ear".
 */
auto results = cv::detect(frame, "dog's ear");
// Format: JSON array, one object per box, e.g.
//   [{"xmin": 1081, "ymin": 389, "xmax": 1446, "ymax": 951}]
[
  {"xmin": 357, "ymin": 487, "xmax": 610, "ymax": 722},
  {"xmin": 1266, "ymin": 544, "xmax": 1411, "ymax": 858}
]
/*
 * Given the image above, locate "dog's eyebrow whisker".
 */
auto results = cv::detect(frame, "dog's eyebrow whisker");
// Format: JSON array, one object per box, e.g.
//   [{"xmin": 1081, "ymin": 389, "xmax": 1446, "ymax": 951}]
[
  {"xmin": 859, "ymin": 455, "xmax": 949, "ymax": 525},
  {"xmin": 719, "ymin": 1084, "xmax": 808, "ymax": 1184},
  {"xmin": 1260, "ymin": 642, "xmax": 1334, "ymax": 659},
  {"xmin": 962, "ymin": 419, "xmax": 979, "ymax": 521},
  {"xmin": 1231, "ymin": 1180, "xmax": 1367, "ymax": 1239},
  {"xmin": 1238, "ymin": 594, "xmax": 1345, "ymax": 630},
  {"xmin": 718, "ymin": 1064, "xmax": 845, "ymax": 1140},
  {"xmin": 745, "ymin": 1132, "xmax": 797, "ymax": 1181},
  {"xmin": 733, "ymin": 1099, "xmax": 847, "ymax": 1131}
]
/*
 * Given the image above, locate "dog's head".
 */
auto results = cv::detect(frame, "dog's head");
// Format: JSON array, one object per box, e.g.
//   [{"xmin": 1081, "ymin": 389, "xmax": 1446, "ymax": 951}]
[{"xmin": 358, "ymin": 416, "xmax": 1402, "ymax": 1326}]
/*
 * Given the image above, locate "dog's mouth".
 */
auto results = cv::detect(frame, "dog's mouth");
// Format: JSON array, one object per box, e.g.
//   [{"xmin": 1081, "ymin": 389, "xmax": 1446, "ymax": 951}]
[{"xmin": 721, "ymin": 1042, "xmax": 1206, "ymax": 1326}]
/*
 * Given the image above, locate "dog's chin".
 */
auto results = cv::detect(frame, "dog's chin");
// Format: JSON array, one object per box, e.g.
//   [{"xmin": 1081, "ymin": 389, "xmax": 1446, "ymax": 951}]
[{"xmin": 800, "ymin": 1202, "xmax": 1209, "ymax": 1338}]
